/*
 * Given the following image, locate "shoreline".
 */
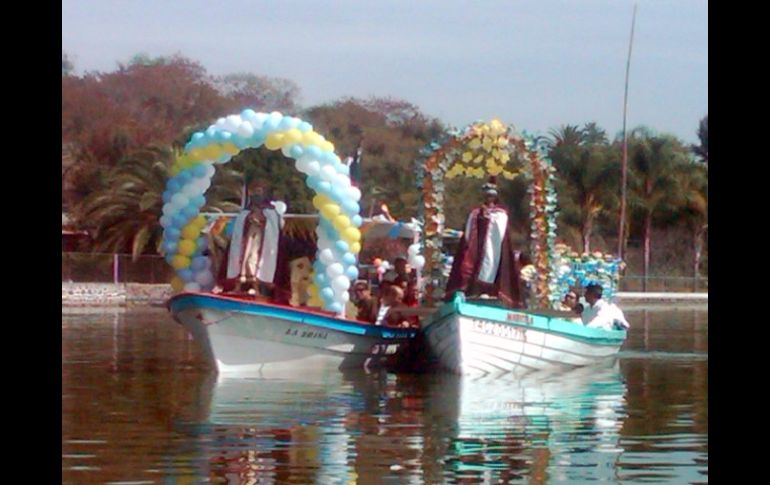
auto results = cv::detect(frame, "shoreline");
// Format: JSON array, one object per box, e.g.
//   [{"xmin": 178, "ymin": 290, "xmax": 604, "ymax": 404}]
[{"xmin": 62, "ymin": 283, "xmax": 707, "ymax": 308}]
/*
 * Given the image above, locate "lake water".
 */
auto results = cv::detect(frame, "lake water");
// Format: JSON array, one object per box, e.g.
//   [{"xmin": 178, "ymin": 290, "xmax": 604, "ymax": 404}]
[{"xmin": 62, "ymin": 306, "xmax": 707, "ymax": 484}]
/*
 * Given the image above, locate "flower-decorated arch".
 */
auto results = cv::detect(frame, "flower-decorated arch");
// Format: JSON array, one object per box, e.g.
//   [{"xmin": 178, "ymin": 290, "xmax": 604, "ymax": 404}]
[
  {"xmin": 159, "ymin": 110, "xmax": 362, "ymax": 315},
  {"xmin": 415, "ymin": 119, "xmax": 560, "ymax": 308}
]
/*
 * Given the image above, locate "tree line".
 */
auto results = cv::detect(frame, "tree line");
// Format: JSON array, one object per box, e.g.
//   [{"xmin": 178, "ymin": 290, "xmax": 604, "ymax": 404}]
[{"xmin": 62, "ymin": 51, "xmax": 707, "ymax": 285}]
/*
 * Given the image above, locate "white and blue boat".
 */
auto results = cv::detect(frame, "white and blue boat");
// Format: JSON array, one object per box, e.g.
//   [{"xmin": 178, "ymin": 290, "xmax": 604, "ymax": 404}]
[
  {"xmin": 169, "ymin": 292, "xmax": 418, "ymax": 377},
  {"xmin": 423, "ymin": 293, "xmax": 627, "ymax": 377}
]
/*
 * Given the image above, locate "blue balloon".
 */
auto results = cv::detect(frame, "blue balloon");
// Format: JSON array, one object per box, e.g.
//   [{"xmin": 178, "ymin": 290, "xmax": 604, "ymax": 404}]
[
  {"xmin": 345, "ymin": 266, "xmax": 359, "ymax": 281},
  {"xmin": 342, "ymin": 253, "xmax": 357, "ymax": 266},
  {"xmin": 343, "ymin": 199, "xmax": 360, "ymax": 214},
  {"xmin": 167, "ymin": 179, "xmax": 181, "ymax": 193},
  {"xmin": 306, "ymin": 175, "xmax": 320, "ymax": 190},
  {"xmin": 297, "ymin": 121, "xmax": 313, "ymax": 132},
  {"xmin": 335, "ymin": 240, "xmax": 350, "ymax": 254},
  {"xmin": 306, "ymin": 145, "xmax": 322, "ymax": 160},
  {"xmin": 231, "ymin": 134, "xmax": 250, "ymax": 150},
  {"xmin": 172, "ymin": 214, "xmax": 189, "ymax": 228},
  {"xmin": 241, "ymin": 108, "xmax": 257, "ymax": 120},
  {"xmin": 191, "ymin": 195, "xmax": 206, "ymax": 209},
  {"xmin": 165, "ymin": 254, "xmax": 176, "ymax": 264},
  {"xmin": 264, "ymin": 116, "xmax": 281, "ymax": 132},
  {"xmin": 338, "ymin": 164, "xmax": 350, "ymax": 176},
  {"xmin": 321, "ymin": 287, "xmax": 335, "ymax": 302},
  {"xmin": 166, "ymin": 228, "xmax": 181, "ymax": 241},
  {"xmin": 327, "ymin": 302, "xmax": 343, "ymax": 314},
  {"xmin": 192, "ymin": 164, "xmax": 208, "ymax": 177},
  {"xmin": 195, "ymin": 236, "xmax": 208, "ymax": 252},
  {"xmin": 162, "ymin": 190, "xmax": 173, "ymax": 204},
  {"xmin": 205, "ymin": 127, "xmax": 217, "ymax": 138},
  {"xmin": 314, "ymin": 272, "xmax": 327, "ymax": 287},
  {"xmin": 178, "ymin": 170, "xmax": 193, "ymax": 182},
  {"xmin": 351, "ymin": 215, "xmax": 363, "ymax": 227},
  {"xmin": 177, "ymin": 268, "xmax": 194, "ymax": 281},
  {"xmin": 318, "ymin": 181, "xmax": 332, "ymax": 195},
  {"xmin": 191, "ymin": 256, "xmax": 208, "ymax": 271},
  {"xmin": 182, "ymin": 205, "xmax": 198, "ymax": 219},
  {"xmin": 217, "ymin": 131, "xmax": 233, "ymax": 143},
  {"xmin": 163, "ymin": 241, "xmax": 178, "ymax": 254},
  {"xmin": 191, "ymin": 132, "xmax": 205, "ymax": 144},
  {"xmin": 289, "ymin": 145, "xmax": 304, "ymax": 159},
  {"xmin": 277, "ymin": 116, "xmax": 295, "ymax": 130}
]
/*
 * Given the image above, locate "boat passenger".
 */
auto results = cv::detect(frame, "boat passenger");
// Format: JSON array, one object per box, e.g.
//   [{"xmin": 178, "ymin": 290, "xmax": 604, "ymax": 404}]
[
  {"xmin": 353, "ymin": 280, "xmax": 379, "ymax": 324},
  {"xmin": 581, "ymin": 283, "xmax": 630, "ymax": 330},
  {"xmin": 560, "ymin": 290, "xmax": 580, "ymax": 311},
  {"xmin": 374, "ymin": 285, "xmax": 413, "ymax": 328},
  {"xmin": 445, "ymin": 176, "xmax": 524, "ymax": 307}
]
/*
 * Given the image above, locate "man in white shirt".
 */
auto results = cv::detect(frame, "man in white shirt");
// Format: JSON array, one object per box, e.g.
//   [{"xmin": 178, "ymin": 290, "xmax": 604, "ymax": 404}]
[{"xmin": 581, "ymin": 283, "xmax": 630, "ymax": 331}]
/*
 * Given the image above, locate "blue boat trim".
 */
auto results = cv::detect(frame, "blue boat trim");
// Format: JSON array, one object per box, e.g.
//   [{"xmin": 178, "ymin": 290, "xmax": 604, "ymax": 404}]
[
  {"xmin": 169, "ymin": 293, "xmax": 416, "ymax": 340},
  {"xmin": 431, "ymin": 293, "xmax": 626, "ymax": 347}
]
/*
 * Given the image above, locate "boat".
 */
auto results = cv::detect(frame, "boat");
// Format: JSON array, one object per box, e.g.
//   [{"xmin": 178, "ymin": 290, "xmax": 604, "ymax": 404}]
[
  {"xmin": 422, "ymin": 293, "xmax": 627, "ymax": 377},
  {"xmin": 169, "ymin": 291, "xmax": 418, "ymax": 376},
  {"xmin": 168, "ymin": 215, "xmax": 425, "ymax": 377}
]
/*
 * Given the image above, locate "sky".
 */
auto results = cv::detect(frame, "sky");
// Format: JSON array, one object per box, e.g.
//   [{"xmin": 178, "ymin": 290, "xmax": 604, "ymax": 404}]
[{"xmin": 62, "ymin": 0, "xmax": 708, "ymax": 144}]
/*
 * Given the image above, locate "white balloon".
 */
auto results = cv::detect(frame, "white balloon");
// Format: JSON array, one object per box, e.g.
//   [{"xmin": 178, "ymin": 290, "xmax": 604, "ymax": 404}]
[
  {"xmin": 412, "ymin": 255, "xmax": 426, "ymax": 270},
  {"xmin": 223, "ymin": 115, "xmax": 242, "ymax": 133},
  {"xmin": 171, "ymin": 194, "xmax": 189, "ymax": 209},
  {"xmin": 326, "ymin": 263, "xmax": 344, "ymax": 278},
  {"xmin": 182, "ymin": 183, "xmax": 201, "ymax": 198},
  {"xmin": 205, "ymin": 164, "xmax": 216, "ymax": 178},
  {"xmin": 307, "ymin": 161, "xmax": 321, "ymax": 176},
  {"xmin": 320, "ymin": 164, "xmax": 337, "ymax": 181},
  {"xmin": 271, "ymin": 201, "xmax": 287, "ymax": 215},
  {"xmin": 162, "ymin": 203, "xmax": 175, "ymax": 216},
  {"xmin": 195, "ymin": 270, "xmax": 214, "ymax": 286},
  {"xmin": 213, "ymin": 118, "xmax": 226, "ymax": 130},
  {"xmin": 160, "ymin": 215, "xmax": 173, "ymax": 228},
  {"xmin": 331, "ymin": 275, "xmax": 351, "ymax": 293},
  {"xmin": 319, "ymin": 249, "xmax": 335, "ymax": 265},
  {"xmin": 335, "ymin": 173, "xmax": 351, "ymax": 188},
  {"xmin": 295, "ymin": 157, "xmax": 310, "ymax": 174},
  {"xmin": 408, "ymin": 243, "xmax": 421, "ymax": 256},
  {"xmin": 237, "ymin": 121, "xmax": 254, "ymax": 138},
  {"xmin": 184, "ymin": 282, "xmax": 202, "ymax": 292},
  {"xmin": 338, "ymin": 290, "xmax": 350, "ymax": 304},
  {"xmin": 348, "ymin": 186, "xmax": 362, "ymax": 202},
  {"xmin": 251, "ymin": 112, "xmax": 268, "ymax": 130}
]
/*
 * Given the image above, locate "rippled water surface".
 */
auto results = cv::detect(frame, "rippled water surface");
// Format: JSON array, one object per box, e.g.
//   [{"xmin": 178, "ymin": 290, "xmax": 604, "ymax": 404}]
[{"xmin": 62, "ymin": 306, "xmax": 707, "ymax": 484}]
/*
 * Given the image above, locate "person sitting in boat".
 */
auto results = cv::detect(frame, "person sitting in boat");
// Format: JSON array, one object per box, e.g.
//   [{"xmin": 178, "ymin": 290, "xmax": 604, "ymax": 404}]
[
  {"xmin": 352, "ymin": 280, "xmax": 379, "ymax": 324},
  {"xmin": 374, "ymin": 285, "xmax": 414, "ymax": 328},
  {"xmin": 581, "ymin": 283, "xmax": 630, "ymax": 330},
  {"xmin": 218, "ymin": 181, "xmax": 285, "ymax": 298},
  {"xmin": 560, "ymin": 290, "xmax": 580, "ymax": 311},
  {"xmin": 444, "ymin": 176, "xmax": 524, "ymax": 307}
]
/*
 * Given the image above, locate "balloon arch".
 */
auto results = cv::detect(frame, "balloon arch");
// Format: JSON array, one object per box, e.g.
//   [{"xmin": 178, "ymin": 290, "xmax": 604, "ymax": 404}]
[
  {"xmin": 415, "ymin": 119, "xmax": 560, "ymax": 309},
  {"xmin": 159, "ymin": 110, "xmax": 364, "ymax": 315}
]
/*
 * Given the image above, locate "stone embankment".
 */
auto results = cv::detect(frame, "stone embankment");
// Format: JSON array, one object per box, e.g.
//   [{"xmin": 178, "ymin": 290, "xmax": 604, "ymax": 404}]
[{"xmin": 62, "ymin": 283, "xmax": 173, "ymax": 306}]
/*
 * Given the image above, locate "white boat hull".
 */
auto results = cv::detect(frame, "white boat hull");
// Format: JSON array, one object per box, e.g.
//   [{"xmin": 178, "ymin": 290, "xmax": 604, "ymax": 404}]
[
  {"xmin": 424, "ymin": 296, "xmax": 627, "ymax": 377},
  {"xmin": 169, "ymin": 293, "xmax": 417, "ymax": 377}
]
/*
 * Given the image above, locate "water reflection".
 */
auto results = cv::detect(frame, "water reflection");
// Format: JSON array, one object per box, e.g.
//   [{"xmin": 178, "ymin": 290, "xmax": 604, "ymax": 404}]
[{"xmin": 62, "ymin": 307, "xmax": 707, "ymax": 484}]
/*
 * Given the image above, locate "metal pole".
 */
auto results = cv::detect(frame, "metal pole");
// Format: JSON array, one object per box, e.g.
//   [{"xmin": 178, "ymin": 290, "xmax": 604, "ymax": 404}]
[
  {"xmin": 113, "ymin": 254, "xmax": 119, "ymax": 284},
  {"xmin": 617, "ymin": 3, "xmax": 637, "ymax": 259}
]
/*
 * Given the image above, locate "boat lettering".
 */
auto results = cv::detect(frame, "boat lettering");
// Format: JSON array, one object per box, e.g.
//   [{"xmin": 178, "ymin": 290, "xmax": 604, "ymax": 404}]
[
  {"xmin": 284, "ymin": 328, "xmax": 328, "ymax": 340},
  {"xmin": 471, "ymin": 320, "xmax": 527, "ymax": 341},
  {"xmin": 370, "ymin": 344, "xmax": 399, "ymax": 355},
  {"xmin": 506, "ymin": 312, "xmax": 533, "ymax": 325}
]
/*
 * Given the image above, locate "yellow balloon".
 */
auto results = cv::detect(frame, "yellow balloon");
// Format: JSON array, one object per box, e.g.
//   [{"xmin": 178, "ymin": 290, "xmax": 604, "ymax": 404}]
[
  {"xmin": 222, "ymin": 143, "xmax": 239, "ymax": 155},
  {"xmin": 189, "ymin": 148, "xmax": 204, "ymax": 161},
  {"xmin": 343, "ymin": 227, "xmax": 361, "ymax": 244},
  {"xmin": 203, "ymin": 144, "xmax": 222, "ymax": 160},
  {"xmin": 320, "ymin": 203, "xmax": 341, "ymax": 220},
  {"xmin": 333, "ymin": 215, "xmax": 351, "ymax": 231},
  {"xmin": 284, "ymin": 129, "xmax": 303, "ymax": 144},
  {"xmin": 182, "ymin": 224, "xmax": 199, "ymax": 240},
  {"xmin": 319, "ymin": 140, "xmax": 335, "ymax": 153},
  {"xmin": 172, "ymin": 255, "xmax": 191, "ymax": 270},
  {"xmin": 302, "ymin": 131, "xmax": 323, "ymax": 147},
  {"xmin": 170, "ymin": 276, "xmax": 184, "ymax": 292},
  {"xmin": 193, "ymin": 215, "xmax": 207, "ymax": 229},
  {"xmin": 350, "ymin": 242, "xmax": 362, "ymax": 254},
  {"xmin": 178, "ymin": 239, "xmax": 196, "ymax": 256},
  {"xmin": 265, "ymin": 132, "xmax": 285, "ymax": 150},
  {"xmin": 313, "ymin": 194, "xmax": 331, "ymax": 210}
]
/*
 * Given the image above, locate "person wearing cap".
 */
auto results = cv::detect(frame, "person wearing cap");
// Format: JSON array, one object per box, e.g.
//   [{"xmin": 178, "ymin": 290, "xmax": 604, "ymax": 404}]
[
  {"xmin": 445, "ymin": 176, "xmax": 524, "ymax": 307},
  {"xmin": 352, "ymin": 280, "xmax": 379, "ymax": 324}
]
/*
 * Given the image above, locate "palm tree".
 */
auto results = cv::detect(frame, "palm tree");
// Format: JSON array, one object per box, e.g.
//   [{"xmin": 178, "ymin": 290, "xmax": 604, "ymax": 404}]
[
  {"xmin": 551, "ymin": 143, "xmax": 618, "ymax": 252},
  {"xmin": 547, "ymin": 124, "xmax": 585, "ymax": 148},
  {"xmin": 672, "ymin": 163, "xmax": 708, "ymax": 290},
  {"xmin": 76, "ymin": 145, "xmax": 175, "ymax": 260},
  {"xmin": 692, "ymin": 115, "xmax": 708, "ymax": 165},
  {"xmin": 627, "ymin": 129, "xmax": 690, "ymax": 290}
]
